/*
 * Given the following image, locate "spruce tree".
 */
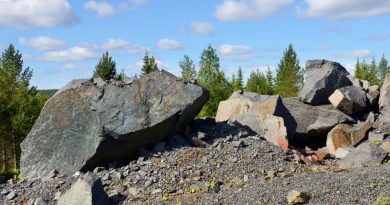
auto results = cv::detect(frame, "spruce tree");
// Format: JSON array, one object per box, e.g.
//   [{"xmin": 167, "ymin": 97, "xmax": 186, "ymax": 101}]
[
  {"xmin": 231, "ymin": 66, "xmax": 244, "ymax": 91},
  {"xmin": 274, "ymin": 44, "xmax": 303, "ymax": 98},
  {"xmin": 265, "ymin": 67, "xmax": 274, "ymax": 95},
  {"xmin": 379, "ymin": 54, "xmax": 389, "ymax": 84},
  {"xmin": 141, "ymin": 51, "xmax": 158, "ymax": 76},
  {"xmin": 246, "ymin": 69, "xmax": 268, "ymax": 94},
  {"xmin": 197, "ymin": 44, "xmax": 231, "ymax": 117},
  {"xmin": 368, "ymin": 57, "xmax": 379, "ymax": 85},
  {"xmin": 93, "ymin": 51, "xmax": 117, "ymax": 80},
  {"xmin": 354, "ymin": 58, "xmax": 364, "ymax": 79},
  {"xmin": 179, "ymin": 55, "xmax": 196, "ymax": 80}
]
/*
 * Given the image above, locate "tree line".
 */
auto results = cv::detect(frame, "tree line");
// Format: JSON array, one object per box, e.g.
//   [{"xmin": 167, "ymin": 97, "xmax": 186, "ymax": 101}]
[
  {"xmin": 354, "ymin": 55, "xmax": 389, "ymax": 86},
  {"xmin": 92, "ymin": 44, "xmax": 303, "ymax": 117}
]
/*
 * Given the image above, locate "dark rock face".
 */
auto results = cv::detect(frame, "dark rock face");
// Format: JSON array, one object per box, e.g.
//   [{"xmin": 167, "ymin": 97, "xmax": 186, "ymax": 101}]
[
  {"xmin": 299, "ymin": 60, "xmax": 351, "ymax": 105},
  {"xmin": 20, "ymin": 71, "xmax": 209, "ymax": 180},
  {"xmin": 338, "ymin": 142, "xmax": 387, "ymax": 168},
  {"xmin": 282, "ymin": 97, "xmax": 354, "ymax": 143}
]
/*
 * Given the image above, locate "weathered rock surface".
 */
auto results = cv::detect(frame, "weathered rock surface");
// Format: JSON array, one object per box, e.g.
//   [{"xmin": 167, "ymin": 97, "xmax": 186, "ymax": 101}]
[
  {"xmin": 20, "ymin": 71, "xmax": 209, "ymax": 180},
  {"xmin": 326, "ymin": 121, "xmax": 373, "ymax": 156},
  {"xmin": 58, "ymin": 172, "xmax": 110, "ymax": 205},
  {"xmin": 299, "ymin": 59, "xmax": 351, "ymax": 105},
  {"xmin": 216, "ymin": 91, "xmax": 296, "ymax": 148},
  {"xmin": 378, "ymin": 74, "xmax": 390, "ymax": 133},
  {"xmin": 282, "ymin": 97, "xmax": 354, "ymax": 142},
  {"xmin": 338, "ymin": 142, "xmax": 387, "ymax": 168},
  {"xmin": 328, "ymin": 86, "xmax": 367, "ymax": 115}
]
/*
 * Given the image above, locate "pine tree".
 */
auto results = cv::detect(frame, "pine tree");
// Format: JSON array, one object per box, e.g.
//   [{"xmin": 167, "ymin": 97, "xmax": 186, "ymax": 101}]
[
  {"xmin": 379, "ymin": 54, "xmax": 389, "ymax": 85},
  {"xmin": 0, "ymin": 44, "xmax": 46, "ymax": 170},
  {"xmin": 274, "ymin": 44, "xmax": 303, "ymax": 98},
  {"xmin": 141, "ymin": 51, "xmax": 158, "ymax": 76},
  {"xmin": 197, "ymin": 44, "xmax": 231, "ymax": 117},
  {"xmin": 265, "ymin": 67, "xmax": 274, "ymax": 95},
  {"xmin": 179, "ymin": 55, "xmax": 196, "ymax": 80},
  {"xmin": 93, "ymin": 51, "xmax": 117, "ymax": 80},
  {"xmin": 367, "ymin": 57, "xmax": 379, "ymax": 85}
]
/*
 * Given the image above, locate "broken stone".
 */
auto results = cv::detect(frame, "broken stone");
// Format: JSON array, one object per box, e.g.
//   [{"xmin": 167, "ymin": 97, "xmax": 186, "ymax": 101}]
[
  {"xmin": 335, "ymin": 147, "xmax": 354, "ymax": 159},
  {"xmin": 326, "ymin": 121, "xmax": 373, "ymax": 156},
  {"xmin": 287, "ymin": 190, "xmax": 309, "ymax": 205},
  {"xmin": 378, "ymin": 74, "xmax": 390, "ymax": 134},
  {"xmin": 328, "ymin": 86, "xmax": 367, "ymax": 115},
  {"xmin": 282, "ymin": 97, "xmax": 354, "ymax": 142},
  {"xmin": 299, "ymin": 59, "xmax": 351, "ymax": 105},
  {"xmin": 368, "ymin": 132, "xmax": 386, "ymax": 143},
  {"xmin": 58, "ymin": 172, "xmax": 111, "ymax": 205},
  {"xmin": 216, "ymin": 91, "xmax": 296, "ymax": 148},
  {"xmin": 339, "ymin": 142, "xmax": 387, "ymax": 168},
  {"xmin": 6, "ymin": 191, "xmax": 17, "ymax": 200}
]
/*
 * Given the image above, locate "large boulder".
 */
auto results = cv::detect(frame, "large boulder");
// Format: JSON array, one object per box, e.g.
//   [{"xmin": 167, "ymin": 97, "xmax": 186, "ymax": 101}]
[
  {"xmin": 377, "ymin": 74, "xmax": 390, "ymax": 133},
  {"xmin": 282, "ymin": 97, "xmax": 354, "ymax": 142},
  {"xmin": 338, "ymin": 142, "xmax": 387, "ymax": 168},
  {"xmin": 20, "ymin": 71, "xmax": 209, "ymax": 180},
  {"xmin": 58, "ymin": 172, "xmax": 111, "ymax": 205},
  {"xmin": 326, "ymin": 121, "xmax": 373, "ymax": 156},
  {"xmin": 216, "ymin": 91, "xmax": 296, "ymax": 148},
  {"xmin": 328, "ymin": 86, "xmax": 367, "ymax": 115},
  {"xmin": 299, "ymin": 59, "xmax": 351, "ymax": 105}
]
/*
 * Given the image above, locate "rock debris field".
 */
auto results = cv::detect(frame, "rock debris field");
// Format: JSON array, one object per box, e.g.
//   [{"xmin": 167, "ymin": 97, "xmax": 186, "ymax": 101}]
[{"xmin": 1, "ymin": 59, "xmax": 390, "ymax": 205}]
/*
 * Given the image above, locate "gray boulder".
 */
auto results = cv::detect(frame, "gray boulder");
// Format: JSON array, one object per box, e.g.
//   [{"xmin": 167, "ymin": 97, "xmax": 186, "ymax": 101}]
[
  {"xmin": 378, "ymin": 74, "xmax": 390, "ymax": 133},
  {"xmin": 299, "ymin": 59, "xmax": 351, "ymax": 105},
  {"xmin": 20, "ymin": 71, "xmax": 209, "ymax": 180},
  {"xmin": 58, "ymin": 172, "xmax": 110, "ymax": 205},
  {"xmin": 328, "ymin": 86, "xmax": 367, "ymax": 115},
  {"xmin": 282, "ymin": 97, "xmax": 354, "ymax": 142},
  {"xmin": 338, "ymin": 142, "xmax": 387, "ymax": 168}
]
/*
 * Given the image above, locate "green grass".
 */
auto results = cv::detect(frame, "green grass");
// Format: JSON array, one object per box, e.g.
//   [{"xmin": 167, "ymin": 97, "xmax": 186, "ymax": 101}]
[{"xmin": 376, "ymin": 193, "xmax": 390, "ymax": 205}]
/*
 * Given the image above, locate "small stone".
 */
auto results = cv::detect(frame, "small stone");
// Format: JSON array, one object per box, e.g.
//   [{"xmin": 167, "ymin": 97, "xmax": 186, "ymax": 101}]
[
  {"xmin": 47, "ymin": 169, "xmax": 59, "ymax": 179},
  {"xmin": 232, "ymin": 140, "xmax": 244, "ymax": 148},
  {"xmin": 54, "ymin": 192, "xmax": 62, "ymax": 200},
  {"xmin": 6, "ymin": 191, "xmax": 17, "ymax": 200},
  {"xmin": 34, "ymin": 197, "xmax": 47, "ymax": 205},
  {"xmin": 229, "ymin": 157, "xmax": 238, "ymax": 163},
  {"xmin": 368, "ymin": 132, "xmax": 386, "ymax": 143},
  {"xmin": 93, "ymin": 167, "xmax": 106, "ymax": 173},
  {"xmin": 266, "ymin": 170, "xmax": 276, "ymax": 179},
  {"xmin": 151, "ymin": 188, "xmax": 162, "ymax": 195},
  {"xmin": 114, "ymin": 171, "xmax": 123, "ymax": 180},
  {"xmin": 287, "ymin": 190, "xmax": 309, "ymax": 205},
  {"xmin": 380, "ymin": 141, "xmax": 390, "ymax": 154},
  {"xmin": 201, "ymin": 156, "xmax": 208, "ymax": 164},
  {"xmin": 102, "ymin": 173, "xmax": 111, "ymax": 181},
  {"xmin": 144, "ymin": 180, "xmax": 153, "ymax": 188},
  {"xmin": 217, "ymin": 143, "xmax": 224, "ymax": 151},
  {"xmin": 138, "ymin": 170, "xmax": 147, "ymax": 178},
  {"xmin": 1, "ymin": 189, "xmax": 9, "ymax": 195},
  {"xmin": 243, "ymin": 175, "xmax": 249, "ymax": 182},
  {"xmin": 128, "ymin": 187, "xmax": 139, "ymax": 196},
  {"xmin": 73, "ymin": 171, "xmax": 81, "ymax": 177}
]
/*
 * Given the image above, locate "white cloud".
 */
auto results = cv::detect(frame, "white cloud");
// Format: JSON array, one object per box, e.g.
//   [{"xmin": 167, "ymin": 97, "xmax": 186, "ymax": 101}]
[
  {"xmin": 191, "ymin": 22, "xmax": 214, "ymax": 35},
  {"xmin": 156, "ymin": 39, "xmax": 184, "ymax": 50},
  {"xmin": 59, "ymin": 64, "xmax": 88, "ymax": 71},
  {"xmin": 41, "ymin": 46, "xmax": 96, "ymax": 62},
  {"xmin": 101, "ymin": 39, "xmax": 148, "ymax": 55},
  {"xmin": 367, "ymin": 33, "xmax": 390, "ymax": 41},
  {"xmin": 0, "ymin": 0, "xmax": 78, "ymax": 29},
  {"xmin": 219, "ymin": 44, "xmax": 256, "ymax": 61},
  {"xmin": 336, "ymin": 49, "xmax": 374, "ymax": 59},
  {"xmin": 84, "ymin": 1, "xmax": 116, "ymax": 17},
  {"xmin": 298, "ymin": 0, "xmax": 390, "ymax": 20},
  {"xmin": 215, "ymin": 0, "xmax": 292, "ymax": 21},
  {"xmin": 19, "ymin": 36, "xmax": 66, "ymax": 51}
]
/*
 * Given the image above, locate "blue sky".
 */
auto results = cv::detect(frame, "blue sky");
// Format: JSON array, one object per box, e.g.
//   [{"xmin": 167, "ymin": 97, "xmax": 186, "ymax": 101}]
[{"xmin": 0, "ymin": 0, "xmax": 390, "ymax": 89}]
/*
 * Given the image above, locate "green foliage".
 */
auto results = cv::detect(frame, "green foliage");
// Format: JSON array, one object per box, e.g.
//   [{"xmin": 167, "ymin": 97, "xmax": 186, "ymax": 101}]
[
  {"xmin": 368, "ymin": 57, "xmax": 379, "ymax": 85},
  {"xmin": 197, "ymin": 44, "xmax": 231, "ymax": 117},
  {"xmin": 0, "ymin": 168, "xmax": 20, "ymax": 181},
  {"xmin": 231, "ymin": 66, "xmax": 244, "ymax": 91},
  {"xmin": 274, "ymin": 44, "xmax": 303, "ymax": 98},
  {"xmin": 266, "ymin": 67, "xmax": 275, "ymax": 95},
  {"xmin": 246, "ymin": 69, "xmax": 269, "ymax": 94},
  {"xmin": 0, "ymin": 44, "xmax": 47, "ymax": 170},
  {"xmin": 38, "ymin": 89, "xmax": 58, "ymax": 98},
  {"xmin": 93, "ymin": 51, "xmax": 117, "ymax": 80},
  {"xmin": 179, "ymin": 55, "xmax": 196, "ymax": 80},
  {"xmin": 375, "ymin": 193, "xmax": 389, "ymax": 205},
  {"xmin": 379, "ymin": 54, "xmax": 389, "ymax": 85},
  {"xmin": 141, "ymin": 51, "xmax": 158, "ymax": 76}
]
